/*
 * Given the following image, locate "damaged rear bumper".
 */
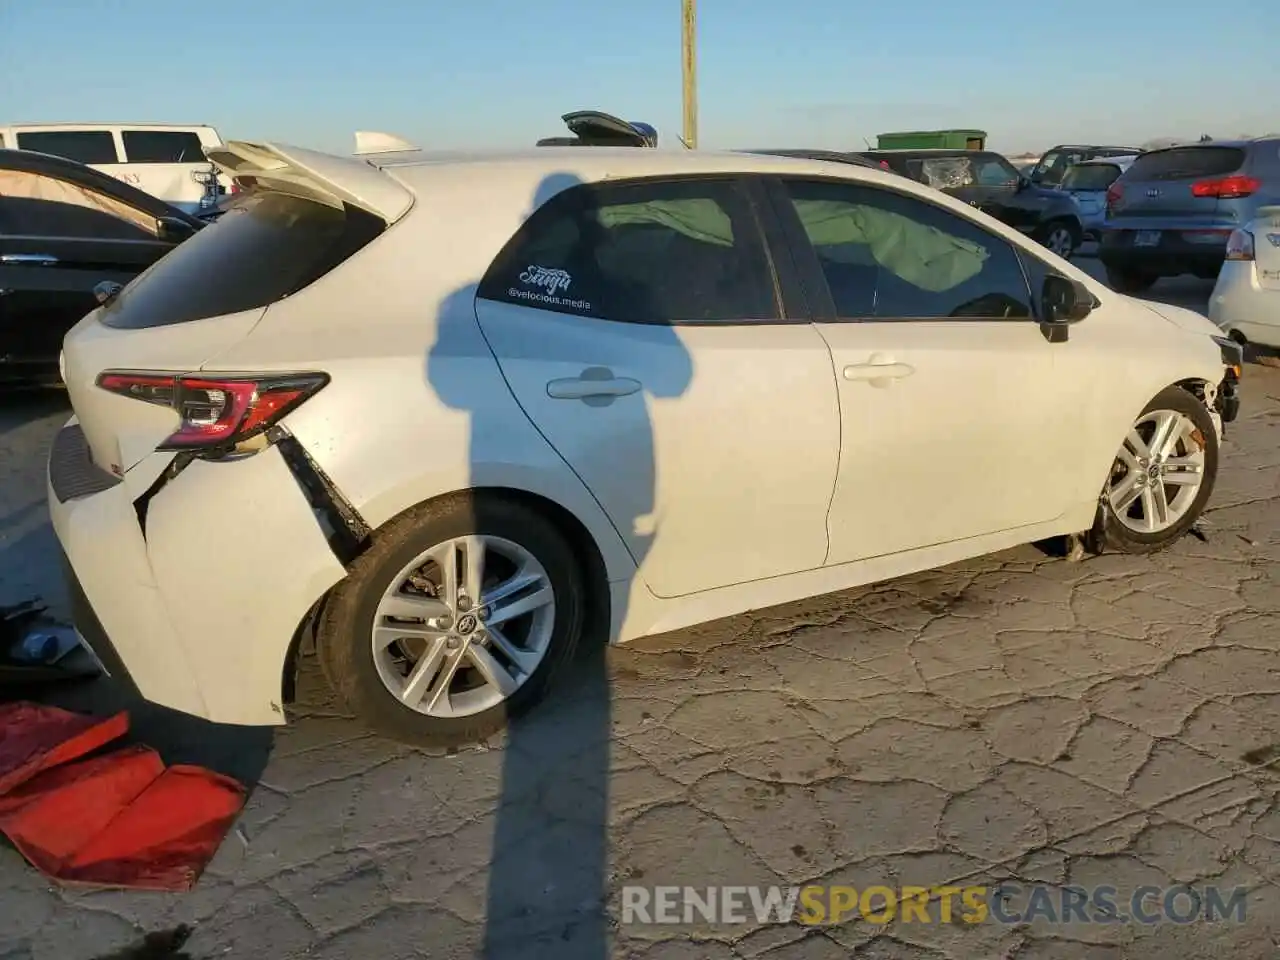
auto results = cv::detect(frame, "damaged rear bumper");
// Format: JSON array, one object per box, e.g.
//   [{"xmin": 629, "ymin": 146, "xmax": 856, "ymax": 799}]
[{"xmin": 48, "ymin": 420, "xmax": 351, "ymax": 726}]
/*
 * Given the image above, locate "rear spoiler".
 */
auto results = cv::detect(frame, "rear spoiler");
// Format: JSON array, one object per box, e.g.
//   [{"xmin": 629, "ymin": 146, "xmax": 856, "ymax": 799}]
[{"xmin": 204, "ymin": 140, "xmax": 414, "ymax": 223}]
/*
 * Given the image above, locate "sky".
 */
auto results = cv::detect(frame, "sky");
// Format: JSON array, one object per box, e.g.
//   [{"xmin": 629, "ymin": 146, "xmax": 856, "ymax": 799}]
[{"xmin": 3, "ymin": 0, "xmax": 1278, "ymax": 156}]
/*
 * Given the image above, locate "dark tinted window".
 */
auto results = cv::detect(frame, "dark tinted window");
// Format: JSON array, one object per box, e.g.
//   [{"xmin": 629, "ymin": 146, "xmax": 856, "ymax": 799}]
[
  {"xmin": 0, "ymin": 170, "xmax": 158, "ymax": 240},
  {"xmin": 1061, "ymin": 163, "xmax": 1124, "ymax": 191},
  {"xmin": 121, "ymin": 130, "xmax": 206, "ymax": 163},
  {"xmin": 1127, "ymin": 147, "xmax": 1245, "ymax": 181},
  {"xmin": 782, "ymin": 179, "xmax": 1033, "ymax": 321},
  {"xmin": 16, "ymin": 131, "xmax": 118, "ymax": 164},
  {"xmin": 100, "ymin": 192, "xmax": 384, "ymax": 329},
  {"xmin": 478, "ymin": 178, "xmax": 778, "ymax": 323}
]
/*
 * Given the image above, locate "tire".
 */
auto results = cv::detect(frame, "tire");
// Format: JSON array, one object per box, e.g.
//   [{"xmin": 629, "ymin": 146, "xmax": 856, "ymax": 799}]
[
  {"xmin": 1037, "ymin": 219, "xmax": 1080, "ymax": 260},
  {"xmin": 1104, "ymin": 265, "xmax": 1157, "ymax": 294},
  {"xmin": 1091, "ymin": 386, "xmax": 1218, "ymax": 555},
  {"xmin": 317, "ymin": 493, "xmax": 585, "ymax": 746}
]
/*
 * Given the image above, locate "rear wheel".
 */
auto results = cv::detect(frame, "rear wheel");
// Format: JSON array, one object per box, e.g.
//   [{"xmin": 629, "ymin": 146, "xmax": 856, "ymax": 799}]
[
  {"xmin": 1104, "ymin": 265, "xmax": 1157, "ymax": 294},
  {"xmin": 1091, "ymin": 387, "xmax": 1217, "ymax": 555},
  {"xmin": 318, "ymin": 494, "xmax": 585, "ymax": 746},
  {"xmin": 1037, "ymin": 220, "xmax": 1079, "ymax": 259}
]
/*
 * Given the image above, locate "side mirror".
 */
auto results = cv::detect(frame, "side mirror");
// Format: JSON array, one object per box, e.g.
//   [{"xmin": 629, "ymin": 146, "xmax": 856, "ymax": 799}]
[
  {"xmin": 1014, "ymin": 176, "xmax": 1030, "ymax": 193},
  {"xmin": 1040, "ymin": 274, "xmax": 1094, "ymax": 342},
  {"xmin": 156, "ymin": 216, "xmax": 197, "ymax": 243},
  {"xmin": 93, "ymin": 280, "xmax": 123, "ymax": 306}
]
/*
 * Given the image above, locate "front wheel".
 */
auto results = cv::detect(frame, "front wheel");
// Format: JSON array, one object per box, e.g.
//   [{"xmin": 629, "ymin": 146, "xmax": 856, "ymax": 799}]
[
  {"xmin": 1091, "ymin": 386, "xmax": 1218, "ymax": 555},
  {"xmin": 317, "ymin": 494, "xmax": 585, "ymax": 746}
]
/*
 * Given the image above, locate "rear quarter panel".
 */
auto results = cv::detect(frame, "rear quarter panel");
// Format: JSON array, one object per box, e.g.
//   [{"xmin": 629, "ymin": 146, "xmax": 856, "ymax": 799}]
[{"xmin": 201, "ymin": 167, "xmax": 637, "ymax": 583}]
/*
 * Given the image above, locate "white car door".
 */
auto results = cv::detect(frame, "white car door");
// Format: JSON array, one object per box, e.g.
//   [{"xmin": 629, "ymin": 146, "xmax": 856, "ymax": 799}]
[
  {"xmin": 769, "ymin": 176, "xmax": 1090, "ymax": 565},
  {"xmin": 472, "ymin": 176, "xmax": 841, "ymax": 599}
]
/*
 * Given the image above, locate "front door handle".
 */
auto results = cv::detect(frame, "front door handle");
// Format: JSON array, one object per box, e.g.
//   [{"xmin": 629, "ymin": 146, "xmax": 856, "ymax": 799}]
[
  {"xmin": 0, "ymin": 253, "xmax": 59, "ymax": 266},
  {"xmin": 547, "ymin": 366, "xmax": 642, "ymax": 406},
  {"xmin": 843, "ymin": 356, "xmax": 915, "ymax": 387}
]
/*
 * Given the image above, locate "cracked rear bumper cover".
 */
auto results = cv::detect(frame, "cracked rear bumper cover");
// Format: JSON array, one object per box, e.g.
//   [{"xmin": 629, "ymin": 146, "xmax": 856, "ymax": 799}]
[{"xmin": 49, "ymin": 423, "xmax": 355, "ymax": 726}]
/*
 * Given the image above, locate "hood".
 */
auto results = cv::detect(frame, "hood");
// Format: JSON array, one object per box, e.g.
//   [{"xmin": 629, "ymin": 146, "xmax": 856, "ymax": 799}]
[{"xmin": 1141, "ymin": 300, "xmax": 1221, "ymax": 338}]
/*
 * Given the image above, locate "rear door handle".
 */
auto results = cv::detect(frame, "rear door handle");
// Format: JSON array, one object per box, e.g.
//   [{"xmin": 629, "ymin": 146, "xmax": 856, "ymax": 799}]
[
  {"xmin": 0, "ymin": 254, "xmax": 59, "ymax": 266},
  {"xmin": 843, "ymin": 357, "xmax": 915, "ymax": 387},
  {"xmin": 547, "ymin": 367, "xmax": 642, "ymax": 405}
]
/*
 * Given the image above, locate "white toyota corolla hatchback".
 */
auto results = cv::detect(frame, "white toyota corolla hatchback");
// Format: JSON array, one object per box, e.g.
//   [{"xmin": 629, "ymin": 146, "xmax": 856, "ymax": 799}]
[{"xmin": 48, "ymin": 142, "xmax": 1243, "ymax": 746}]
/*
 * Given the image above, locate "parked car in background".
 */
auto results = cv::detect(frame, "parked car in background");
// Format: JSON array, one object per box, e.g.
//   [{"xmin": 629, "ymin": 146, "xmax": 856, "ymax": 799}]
[
  {"xmin": 535, "ymin": 111, "xmax": 659, "ymax": 147},
  {"xmin": 859, "ymin": 148, "xmax": 1084, "ymax": 258},
  {"xmin": 745, "ymin": 148, "xmax": 886, "ymax": 170},
  {"xmin": 1099, "ymin": 138, "xmax": 1280, "ymax": 292},
  {"xmin": 0, "ymin": 148, "xmax": 204, "ymax": 385},
  {"xmin": 1209, "ymin": 205, "xmax": 1280, "ymax": 354},
  {"xmin": 1028, "ymin": 144, "xmax": 1142, "ymax": 188},
  {"xmin": 1055, "ymin": 156, "xmax": 1136, "ymax": 241},
  {"xmin": 0, "ymin": 122, "xmax": 230, "ymax": 213},
  {"xmin": 50, "ymin": 141, "xmax": 1239, "ymax": 747}
]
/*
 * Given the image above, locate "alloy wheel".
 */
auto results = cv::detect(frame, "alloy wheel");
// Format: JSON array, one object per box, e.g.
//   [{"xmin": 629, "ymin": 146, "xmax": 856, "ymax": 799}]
[
  {"xmin": 370, "ymin": 535, "xmax": 556, "ymax": 718},
  {"xmin": 1106, "ymin": 409, "xmax": 1207, "ymax": 534},
  {"xmin": 1046, "ymin": 226, "xmax": 1075, "ymax": 258}
]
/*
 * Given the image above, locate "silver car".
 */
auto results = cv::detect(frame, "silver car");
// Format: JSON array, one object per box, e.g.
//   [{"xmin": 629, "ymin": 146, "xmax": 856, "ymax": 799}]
[{"xmin": 1057, "ymin": 156, "xmax": 1136, "ymax": 240}]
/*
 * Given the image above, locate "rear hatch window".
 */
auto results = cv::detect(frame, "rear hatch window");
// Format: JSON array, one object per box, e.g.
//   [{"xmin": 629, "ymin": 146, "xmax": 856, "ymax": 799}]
[
  {"xmin": 100, "ymin": 191, "xmax": 384, "ymax": 330},
  {"xmin": 1126, "ymin": 147, "xmax": 1245, "ymax": 181},
  {"xmin": 1061, "ymin": 164, "xmax": 1123, "ymax": 191}
]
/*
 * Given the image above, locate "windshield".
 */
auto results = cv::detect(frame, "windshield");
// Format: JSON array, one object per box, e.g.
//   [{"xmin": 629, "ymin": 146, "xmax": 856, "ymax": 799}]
[
  {"xmin": 1061, "ymin": 163, "xmax": 1123, "ymax": 191},
  {"xmin": 971, "ymin": 155, "xmax": 1020, "ymax": 187}
]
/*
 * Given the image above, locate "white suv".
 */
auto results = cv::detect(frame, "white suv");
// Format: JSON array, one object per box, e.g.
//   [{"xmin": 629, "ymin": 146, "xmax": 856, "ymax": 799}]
[
  {"xmin": 49, "ymin": 141, "xmax": 1242, "ymax": 746},
  {"xmin": 0, "ymin": 122, "xmax": 229, "ymax": 212}
]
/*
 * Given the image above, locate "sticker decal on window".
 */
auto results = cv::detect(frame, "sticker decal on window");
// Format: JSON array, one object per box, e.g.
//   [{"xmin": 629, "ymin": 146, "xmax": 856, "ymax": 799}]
[
  {"xmin": 519, "ymin": 265, "xmax": 572, "ymax": 296},
  {"xmin": 510, "ymin": 265, "xmax": 591, "ymax": 311}
]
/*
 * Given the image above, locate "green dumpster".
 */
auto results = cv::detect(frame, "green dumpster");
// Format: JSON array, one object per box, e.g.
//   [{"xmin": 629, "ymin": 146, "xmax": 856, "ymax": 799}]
[{"xmin": 876, "ymin": 129, "xmax": 987, "ymax": 150}]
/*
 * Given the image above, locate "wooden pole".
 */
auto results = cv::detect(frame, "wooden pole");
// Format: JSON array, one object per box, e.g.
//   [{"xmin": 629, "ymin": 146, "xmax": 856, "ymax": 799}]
[{"xmin": 682, "ymin": 0, "xmax": 697, "ymax": 148}]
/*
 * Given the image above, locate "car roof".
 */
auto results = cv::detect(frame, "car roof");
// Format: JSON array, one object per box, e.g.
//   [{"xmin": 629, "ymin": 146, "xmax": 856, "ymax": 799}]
[
  {"xmin": 0, "ymin": 147, "xmax": 200, "ymax": 223},
  {"xmin": 1045, "ymin": 144, "xmax": 1141, "ymax": 151},
  {"xmin": 743, "ymin": 148, "xmax": 878, "ymax": 167},
  {"xmin": 365, "ymin": 146, "xmax": 890, "ymax": 178},
  {"xmin": 860, "ymin": 148, "xmax": 1002, "ymax": 157},
  {"xmin": 1073, "ymin": 155, "xmax": 1136, "ymax": 166},
  {"xmin": 2, "ymin": 121, "xmax": 216, "ymax": 130}
]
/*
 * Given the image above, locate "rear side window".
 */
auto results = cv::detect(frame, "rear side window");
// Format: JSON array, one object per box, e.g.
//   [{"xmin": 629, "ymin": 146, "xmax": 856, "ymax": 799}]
[
  {"xmin": 100, "ymin": 191, "xmax": 384, "ymax": 330},
  {"xmin": 121, "ymin": 130, "xmax": 206, "ymax": 164},
  {"xmin": 0, "ymin": 169, "xmax": 160, "ymax": 240},
  {"xmin": 1127, "ymin": 147, "xmax": 1245, "ymax": 181},
  {"xmin": 478, "ymin": 178, "xmax": 779, "ymax": 324},
  {"xmin": 15, "ymin": 131, "xmax": 118, "ymax": 165},
  {"xmin": 1061, "ymin": 164, "xmax": 1123, "ymax": 191}
]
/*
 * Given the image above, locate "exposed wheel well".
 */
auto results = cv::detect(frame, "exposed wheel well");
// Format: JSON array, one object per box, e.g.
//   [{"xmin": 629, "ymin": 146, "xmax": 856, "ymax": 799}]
[{"xmin": 282, "ymin": 486, "xmax": 613, "ymax": 705}]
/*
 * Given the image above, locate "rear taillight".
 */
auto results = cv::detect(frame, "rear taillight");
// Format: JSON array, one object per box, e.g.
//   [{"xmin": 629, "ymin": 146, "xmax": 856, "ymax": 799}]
[
  {"xmin": 1225, "ymin": 228, "xmax": 1255, "ymax": 261},
  {"xmin": 1190, "ymin": 174, "xmax": 1260, "ymax": 199},
  {"xmin": 96, "ymin": 371, "xmax": 328, "ymax": 451},
  {"xmin": 1105, "ymin": 181, "xmax": 1123, "ymax": 213}
]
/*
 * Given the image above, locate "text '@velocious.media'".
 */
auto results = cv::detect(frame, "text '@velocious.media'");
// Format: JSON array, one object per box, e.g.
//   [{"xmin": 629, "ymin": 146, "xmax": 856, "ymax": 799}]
[{"xmin": 620, "ymin": 883, "xmax": 1248, "ymax": 926}]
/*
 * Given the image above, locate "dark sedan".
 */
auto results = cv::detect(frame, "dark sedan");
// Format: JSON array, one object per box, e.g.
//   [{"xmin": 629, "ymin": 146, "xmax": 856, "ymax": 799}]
[{"xmin": 0, "ymin": 148, "xmax": 204, "ymax": 386}]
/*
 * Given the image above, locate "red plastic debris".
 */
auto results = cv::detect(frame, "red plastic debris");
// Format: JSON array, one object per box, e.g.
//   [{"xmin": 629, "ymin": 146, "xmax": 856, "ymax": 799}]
[
  {"xmin": 0, "ymin": 702, "xmax": 128, "ymax": 793},
  {"xmin": 0, "ymin": 701, "xmax": 246, "ymax": 891}
]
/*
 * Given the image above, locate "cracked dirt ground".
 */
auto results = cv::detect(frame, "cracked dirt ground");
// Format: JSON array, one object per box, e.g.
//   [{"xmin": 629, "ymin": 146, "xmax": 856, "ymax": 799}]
[{"xmin": 1, "ymin": 339, "xmax": 1279, "ymax": 956}]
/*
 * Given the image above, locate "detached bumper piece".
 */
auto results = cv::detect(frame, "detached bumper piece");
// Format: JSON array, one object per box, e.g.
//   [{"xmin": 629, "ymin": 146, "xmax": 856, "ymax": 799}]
[
  {"xmin": 1217, "ymin": 371, "xmax": 1241, "ymax": 424},
  {"xmin": 0, "ymin": 702, "xmax": 244, "ymax": 891}
]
